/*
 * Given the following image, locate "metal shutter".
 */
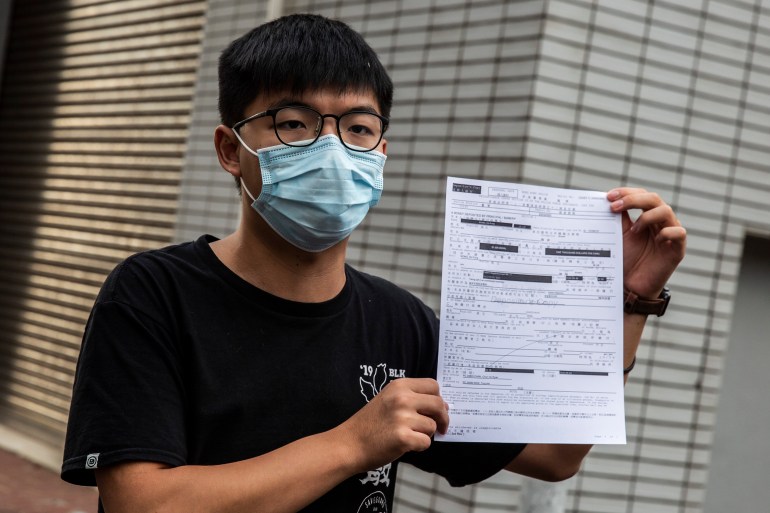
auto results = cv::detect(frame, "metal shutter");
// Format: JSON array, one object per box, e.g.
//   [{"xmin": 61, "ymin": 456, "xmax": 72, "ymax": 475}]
[{"xmin": 0, "ymin": 0, "xmax": 206, "ymax": 445}]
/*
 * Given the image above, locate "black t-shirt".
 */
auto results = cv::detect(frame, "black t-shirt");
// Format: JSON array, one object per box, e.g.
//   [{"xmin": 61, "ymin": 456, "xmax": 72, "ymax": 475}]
[{"xmin": 62, "ymin": 235, "xmax": 524, "ymax": 512}]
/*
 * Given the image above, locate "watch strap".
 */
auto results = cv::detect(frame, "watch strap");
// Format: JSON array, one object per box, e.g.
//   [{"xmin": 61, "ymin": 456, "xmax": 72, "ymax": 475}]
[
  {"xmin": 623, "ymin": 286, "xmax": 670, "ymax": 317},
  {"xmin": 623, "ymin": 356, "xmax": 637, "ymax": 374}
]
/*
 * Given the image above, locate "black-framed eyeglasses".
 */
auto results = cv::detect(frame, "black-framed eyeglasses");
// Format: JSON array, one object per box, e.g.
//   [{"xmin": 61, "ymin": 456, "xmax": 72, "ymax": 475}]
[{"xmin": 232, "ymin": 106, "xmax": 389, "ymax": 153}]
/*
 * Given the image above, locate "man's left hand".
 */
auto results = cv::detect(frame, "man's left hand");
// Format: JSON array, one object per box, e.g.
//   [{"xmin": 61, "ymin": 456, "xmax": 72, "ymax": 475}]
[{"xmin": 608, "ymin": 187, "xmax": 687, "ymax": 299}]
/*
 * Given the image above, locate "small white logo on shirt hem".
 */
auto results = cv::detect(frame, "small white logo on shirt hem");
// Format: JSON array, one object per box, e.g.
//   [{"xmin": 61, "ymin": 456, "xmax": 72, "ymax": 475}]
[{"xmin": 85, "ymin": 453, "xmax": 99, "ymax": 469}]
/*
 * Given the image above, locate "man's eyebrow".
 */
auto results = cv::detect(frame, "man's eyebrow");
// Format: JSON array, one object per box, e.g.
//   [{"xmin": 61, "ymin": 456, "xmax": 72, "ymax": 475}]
[
  {"xmin": 267, "ymin": 98, "xmax": 381, "ymax": 115},
  {"xmin": 267, "ymin": 98, "xmax": 310, "ymax": 110},
  {"xmin": 348, "ymin": 105, "xmax": 380, "ymax": 115}
]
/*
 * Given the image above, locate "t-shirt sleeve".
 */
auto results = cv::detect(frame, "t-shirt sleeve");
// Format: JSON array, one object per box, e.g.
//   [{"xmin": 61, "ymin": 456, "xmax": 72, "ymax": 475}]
[
  {"xmin": 401, "ymin": 440, "xmax": 526, "ymax": 487},
  {"xmin": 61, "ymin": 262, "xmax": 187, "ymax": 486}
]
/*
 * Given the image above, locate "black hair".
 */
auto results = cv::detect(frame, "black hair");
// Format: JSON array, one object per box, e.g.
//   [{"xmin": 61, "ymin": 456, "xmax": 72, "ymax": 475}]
[{"xmin": 218, "ymin": 14, "xmax": 394, "ymax": 127}]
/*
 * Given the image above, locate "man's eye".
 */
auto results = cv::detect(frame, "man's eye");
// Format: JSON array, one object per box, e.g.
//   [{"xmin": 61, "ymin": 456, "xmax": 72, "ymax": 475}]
[
  {"xmin": 277, "ymin": 119, "xmax": 307, "ymax": 130},
  {"xmin": 348, "ymin": 124, "xmax": 374, "ymax": 136}
]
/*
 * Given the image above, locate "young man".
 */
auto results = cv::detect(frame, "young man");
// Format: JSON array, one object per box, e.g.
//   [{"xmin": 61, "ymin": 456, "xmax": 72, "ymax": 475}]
[{"xmin": 61, "ymin": 14, "xmax": 687, "ymax": 513}]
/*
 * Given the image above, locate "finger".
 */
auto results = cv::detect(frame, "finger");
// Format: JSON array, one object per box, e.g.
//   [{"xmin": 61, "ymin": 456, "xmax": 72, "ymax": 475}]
[
  {"xmin": 436, "ymin": 413, "xmax": 449, "ymax": 435},
  {"xmin": 419, "ymin": 399, "xmax": 450, "ymax": 435},
  {"xmin": 399, "ymin": 391, "xmax": 448, "ymax": 434},
  {"xmin": 402, "ymin": 429, "xmax": 433, "ymax": 453},
  {"xmin": 656, "ymin": 225, "xmax": 688, "ymax": 242},
  {"xmin": 631, "ymin": 203, "xmax": 679, "ymax": 232},
  {"xmin": 607, "ymin": 187, "xmax": 648, "ymax": 201},
  {"xmin": 381, "ymin": 379, "xmax": 449, "ymax": 434},
  {"xmin": 381, "ymin": 381, "xmax": 445, "ymax": 418},
  {"xmin": 390, "ymin": 413, "xmax": 436, "ymax": 453},
  {"xmin": 609, "ymin": 191, "xmax": 666, "ymax": 215},
  {"xmin": 618, "ymin": 209, "xmax": 634, "ymax": 232},
  {"xmin": 410, "ymin": 413, "xmax": 438, "ymax": 437},
  {"xmin": 413, "ymin": 393, "xmax": 448, "ymax": 417},
  {"xmin": 655, "ymin": 226, "xmax": 688, "ymax": 259},
  {"xmin": 394, "ymin": 377, "xmax": 441, "ymax": 396}
]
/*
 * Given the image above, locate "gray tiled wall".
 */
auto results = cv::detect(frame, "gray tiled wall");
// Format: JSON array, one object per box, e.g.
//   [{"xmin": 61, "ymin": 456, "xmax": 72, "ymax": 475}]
[{"xmin": 174, "ymin": 1, "xmax": 770, "ymax": 512}]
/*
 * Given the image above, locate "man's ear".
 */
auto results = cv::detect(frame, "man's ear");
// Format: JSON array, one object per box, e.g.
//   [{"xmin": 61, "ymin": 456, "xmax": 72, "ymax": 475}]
[
  {"xmin": 214, "ymin": 125, "xmax": 242, "ymax": 178},
  {"xmin": 380, "ymin": 138, "xmax": 387, "ymax": 155}
]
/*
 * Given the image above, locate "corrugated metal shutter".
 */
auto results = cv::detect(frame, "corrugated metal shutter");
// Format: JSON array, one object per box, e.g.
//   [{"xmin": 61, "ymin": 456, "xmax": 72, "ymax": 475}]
[{"xmin": 0, "ymin": 0, "xmax": 206, "ymax": 445}]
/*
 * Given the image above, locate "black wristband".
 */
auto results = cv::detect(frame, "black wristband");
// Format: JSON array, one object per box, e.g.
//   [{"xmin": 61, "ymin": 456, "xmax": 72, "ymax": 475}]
[{"xmin": 623, "ymin": 356, "xmax": 637, "ymax": 374}]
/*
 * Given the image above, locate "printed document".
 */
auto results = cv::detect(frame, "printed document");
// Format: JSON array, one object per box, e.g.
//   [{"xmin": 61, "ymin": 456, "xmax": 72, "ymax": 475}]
[{"xmin": 437, "ymin": 177, "xmax": 626, "ymax": 444}]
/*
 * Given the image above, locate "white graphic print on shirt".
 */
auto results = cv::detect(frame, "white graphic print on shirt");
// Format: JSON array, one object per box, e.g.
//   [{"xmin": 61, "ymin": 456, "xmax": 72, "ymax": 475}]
[{"xmin": 357, "ymin": 363, "xmax": 406, "ymax": 488}]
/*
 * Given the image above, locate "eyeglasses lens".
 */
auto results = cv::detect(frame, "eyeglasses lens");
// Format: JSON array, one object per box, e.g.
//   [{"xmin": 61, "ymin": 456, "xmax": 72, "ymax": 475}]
[{"xmin": 274, "ymin": 107, "xmax": 383, "ymax": 151}]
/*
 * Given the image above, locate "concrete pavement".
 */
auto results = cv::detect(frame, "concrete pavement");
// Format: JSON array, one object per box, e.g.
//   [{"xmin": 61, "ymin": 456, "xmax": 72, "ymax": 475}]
[{"xmin": 0, "ymin": 448, "xmax": 97, "ymax": 513}]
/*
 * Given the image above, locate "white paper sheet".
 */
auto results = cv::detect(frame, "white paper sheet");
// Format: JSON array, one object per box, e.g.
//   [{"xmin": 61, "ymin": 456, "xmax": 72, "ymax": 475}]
[{"xmin": 436, "ymin": 177, "xmax": 626, "ymax": 444}]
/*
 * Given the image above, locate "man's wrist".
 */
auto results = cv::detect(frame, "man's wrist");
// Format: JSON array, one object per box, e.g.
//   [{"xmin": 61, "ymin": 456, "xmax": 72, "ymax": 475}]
[
  {"xmin": 623, "ymin": 286, "xmax": 670, "ymax": 317},
  {"xmin": 323, "ymin": 425, "xmax": 366, "ymax": 477}
]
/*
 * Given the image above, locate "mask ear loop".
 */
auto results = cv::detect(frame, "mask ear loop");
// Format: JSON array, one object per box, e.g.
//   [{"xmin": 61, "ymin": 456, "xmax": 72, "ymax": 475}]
[
  {"xmin": 232, "ymin": 127, "xmax": 261, "ymax": 158},
  {"xmin": 240, "ymin": 179, "xmax": 257, "ymax": 202}
]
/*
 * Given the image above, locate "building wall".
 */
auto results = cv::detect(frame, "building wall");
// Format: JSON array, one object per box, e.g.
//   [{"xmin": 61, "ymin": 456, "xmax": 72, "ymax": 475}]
[
  {"xmin": 527, "ymin": 2, "xmax": 769, "ymax": 512},
  {"xmin": 0, "ymin": 0, "xmax": 208, "ymax": 457},
  {"xmin": 703, "ymin": 236, "xmax": 770, "ymax": 513},
  {"xmin": 175, "ymin": 1, "xmax": 770, "ymax": 512}
]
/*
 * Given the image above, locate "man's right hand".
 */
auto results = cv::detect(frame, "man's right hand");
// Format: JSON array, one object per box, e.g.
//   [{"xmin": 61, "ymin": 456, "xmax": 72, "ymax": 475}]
[{"xmin": 334, "ymin": 377, "xmax": 449, "ymax": 474}]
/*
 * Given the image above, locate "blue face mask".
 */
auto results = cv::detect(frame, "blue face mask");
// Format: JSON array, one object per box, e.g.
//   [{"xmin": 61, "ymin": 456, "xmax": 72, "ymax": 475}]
[{"xmin": 239, "ymin": 134, "xmax": 386, "ymax": 252}]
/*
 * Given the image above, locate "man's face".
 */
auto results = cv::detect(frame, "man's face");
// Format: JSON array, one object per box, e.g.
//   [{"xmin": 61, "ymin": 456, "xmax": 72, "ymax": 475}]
[{"xmin": 235, "ymin": 89, "xmax": 388, "ymax": 200}]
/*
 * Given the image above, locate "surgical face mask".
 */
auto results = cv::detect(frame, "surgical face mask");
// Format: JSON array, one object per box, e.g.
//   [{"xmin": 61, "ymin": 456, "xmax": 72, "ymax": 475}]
[{"xmin": 239, "ymin": 134, "xmax": 386, "ymax": 252}]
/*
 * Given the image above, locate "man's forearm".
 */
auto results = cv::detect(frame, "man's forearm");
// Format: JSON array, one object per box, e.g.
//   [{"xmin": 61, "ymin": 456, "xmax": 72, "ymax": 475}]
[
  {"xmin": 96, "ymin": 377, "xmax": 448, "ymax": 513},
  {"xmin": 96, "ymin": 428, "xmax": 359, "ymax": 513},
  {"xmin": 505, "ymin": 442, "xmax": 591, "ymax": 481},
  {"xmin": 623, "ymin": 311, "xmax": 647, "ymax": 383},
  {"xmin": 506, "ymin": 311, "xmax": 649, "ymax": 479}
]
